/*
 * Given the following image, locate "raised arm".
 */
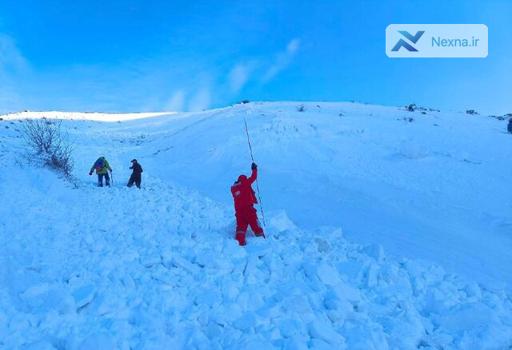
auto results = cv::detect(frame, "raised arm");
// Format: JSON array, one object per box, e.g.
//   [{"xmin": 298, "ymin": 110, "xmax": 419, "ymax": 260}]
[{"xmin": 247, "ymin": 163, "xmax": 258, "ymax": 184}]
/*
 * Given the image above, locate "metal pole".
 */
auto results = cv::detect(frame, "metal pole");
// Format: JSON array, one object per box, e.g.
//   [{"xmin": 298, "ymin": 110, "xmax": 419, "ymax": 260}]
[{"xmin": 243, "ymin": 116, "xmax": 266, "ymax": 227}]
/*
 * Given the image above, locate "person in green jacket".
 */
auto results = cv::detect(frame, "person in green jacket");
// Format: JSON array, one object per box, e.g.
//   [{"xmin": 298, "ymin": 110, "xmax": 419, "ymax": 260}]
[{"xmin": 89, "ymin": 156, "xmax": 112, "ymax": 187}]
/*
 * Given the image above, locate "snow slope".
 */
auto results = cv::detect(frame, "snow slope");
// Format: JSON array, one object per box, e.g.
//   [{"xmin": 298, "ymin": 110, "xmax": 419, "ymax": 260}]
[{"xmin": 0, "ymin": 102, "xmax": 511, "ymax": 349}]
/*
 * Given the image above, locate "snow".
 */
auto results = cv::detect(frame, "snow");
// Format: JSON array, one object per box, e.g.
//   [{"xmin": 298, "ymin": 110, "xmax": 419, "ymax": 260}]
[
  {"xmin": 0, "ymin": 102, "xmax": 511, "ymax": 348},
  {"xmin": 1, "ymin": 111, "xmax": 175, "ymax": 122}
]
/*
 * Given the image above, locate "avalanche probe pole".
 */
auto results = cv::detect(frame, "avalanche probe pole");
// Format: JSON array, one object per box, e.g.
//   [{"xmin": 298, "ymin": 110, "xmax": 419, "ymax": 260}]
[{"xmin": 243, "ymin": 116, "xmax": 267, "ymax": 227}]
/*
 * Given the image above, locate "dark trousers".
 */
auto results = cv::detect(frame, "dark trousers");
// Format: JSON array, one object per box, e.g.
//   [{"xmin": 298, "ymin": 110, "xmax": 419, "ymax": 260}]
[
  {"xmin": 97, "ymin": 173, "xmax": 110, "ymax": 187},
  {"xmin": 127, "ymin": 174, "xmax": 141, "ymax": 189}
]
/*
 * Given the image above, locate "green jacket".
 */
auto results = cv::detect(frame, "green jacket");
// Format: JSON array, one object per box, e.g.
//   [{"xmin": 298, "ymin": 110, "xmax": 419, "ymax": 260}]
[{"xmin": 90, "ymin": 157, "xmax": 112, "ymax": 175}]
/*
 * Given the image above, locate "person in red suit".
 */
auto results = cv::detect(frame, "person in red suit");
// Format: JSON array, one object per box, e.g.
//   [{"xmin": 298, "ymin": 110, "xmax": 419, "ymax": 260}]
[{"xmin": 231, "ymin": 162, "xmax": 264, "ymax": 246}]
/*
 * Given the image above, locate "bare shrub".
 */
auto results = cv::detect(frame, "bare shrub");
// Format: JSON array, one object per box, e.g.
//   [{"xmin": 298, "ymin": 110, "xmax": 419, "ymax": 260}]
[{"xmin": 22, "ymin": 119, "xmax": 74, "ymax": 176}]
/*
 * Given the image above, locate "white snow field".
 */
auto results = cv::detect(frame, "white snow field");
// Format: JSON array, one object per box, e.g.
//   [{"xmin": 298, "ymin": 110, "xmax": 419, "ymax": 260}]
[{"xmin": 0, "ymin": 102, "xmax": 511, "ymax": 349}]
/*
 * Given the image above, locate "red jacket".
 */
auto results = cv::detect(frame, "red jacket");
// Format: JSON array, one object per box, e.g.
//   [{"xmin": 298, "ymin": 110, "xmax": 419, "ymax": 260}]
[{"xmin": 231, "ymin": 168, "xmax": 258, "ymax": 211}]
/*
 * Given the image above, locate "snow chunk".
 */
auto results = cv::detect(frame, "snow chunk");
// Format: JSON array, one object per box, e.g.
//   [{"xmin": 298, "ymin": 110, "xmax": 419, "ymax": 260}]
[
  {"xmin": 268, "ymin": 211, "xmax": 297, "ymax": 232},
  {"xmin": 363, "ymin": 244, "xmax": 386, "ymax": 263},
  {"xmin": 317, "ymin": 262, "xmax": 342, "ymax": 286},
  {"xmin": 72, "ymin": 284, "xmax": 96, "ymax": 310},
  {"xmin": 78, "ymin": 333, "xmax": 116, "ymax": 350}
]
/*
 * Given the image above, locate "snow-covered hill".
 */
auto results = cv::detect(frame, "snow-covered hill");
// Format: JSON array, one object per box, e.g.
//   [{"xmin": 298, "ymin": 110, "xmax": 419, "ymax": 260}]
[{"xmin": 0, "ymin": 102, "xmax": 511, "ymax": 349}]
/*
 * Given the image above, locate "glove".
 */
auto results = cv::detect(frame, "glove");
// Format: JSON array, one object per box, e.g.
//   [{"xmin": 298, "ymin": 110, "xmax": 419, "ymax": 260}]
[
  {"xmin": 251, "ymin": 162, "xmax": 257, "ymax": 170},
  {"xmin": 89, "ymin": 171, "xmax": 93, "ymax": 176}
]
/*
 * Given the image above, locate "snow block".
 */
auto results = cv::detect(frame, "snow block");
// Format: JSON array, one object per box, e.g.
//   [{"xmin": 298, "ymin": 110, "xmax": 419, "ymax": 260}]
[
  {"xmin": 317, "ymin": 262, "xmax": 342, "ymax": 287},
  {"xmin": 268, "ymin": 211, "xmax": 297, "ymax": 232},
  {"xmin": 72, "ymin": 284, "xmax": 96, "ymax": 310},
  {"xmin": 308, "ymin": 319, "xmax": 346, "ymax": 348},
  {"xmin": 78, "ymin": 333, "xmax": 116, "ymax": 350},
  {"xmin": 363, "ymin": 244, "xmax": 385, "ymax": 263}
]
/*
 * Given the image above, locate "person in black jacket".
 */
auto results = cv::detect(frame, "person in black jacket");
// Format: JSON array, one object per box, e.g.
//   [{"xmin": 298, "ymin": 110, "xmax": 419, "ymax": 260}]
[{"xmin": 127, "ymin": 159, "xmax": 143, "ymax": 189}]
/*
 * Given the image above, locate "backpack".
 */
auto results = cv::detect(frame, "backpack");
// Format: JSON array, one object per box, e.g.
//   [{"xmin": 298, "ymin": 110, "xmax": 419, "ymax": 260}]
[{"xmin": 95, "ymin": 158, "xmax": 105, "ymax": 171}]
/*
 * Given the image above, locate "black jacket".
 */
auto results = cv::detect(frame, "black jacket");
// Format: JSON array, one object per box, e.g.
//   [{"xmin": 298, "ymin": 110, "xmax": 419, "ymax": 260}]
[{"xmin": 130, "ymin": 162, "xmax": 143, "ymax": 175}]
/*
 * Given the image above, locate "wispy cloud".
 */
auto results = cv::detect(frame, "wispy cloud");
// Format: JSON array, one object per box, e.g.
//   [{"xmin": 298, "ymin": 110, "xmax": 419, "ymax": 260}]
[
  {"xmin": 262, "ymin": 38, "xmax": 301, "ymax": 83},
  {"xmin": 0, "ymin": 31, "xmax": 303, "ymax": 113},
  {"xmin": 228, "ymin": 62, "xmax": 256, "ymax": 94},
  {"xmin": 0, "ymin": 34, "xmax": 29, "ymax": 74},
  {"xmin": 165, "ymin": 89, "xmax": 186, "ymax": 111},
  {"xmin": 0, "ymin": 34, "xmax": 30, "ymax": 113},
  {"xmin": 188, "ymin": 86, "xmax": 211, "ymax": 112},
  {"xmin": 224, "ymin": 38, "xmax": 301, "ymax": 99}
]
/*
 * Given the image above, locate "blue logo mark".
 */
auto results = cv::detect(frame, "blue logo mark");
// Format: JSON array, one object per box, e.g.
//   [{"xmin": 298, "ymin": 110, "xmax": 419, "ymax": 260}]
[{"xmin": 392, "ymin": 31, "xmax": 425, "ymax": 52}]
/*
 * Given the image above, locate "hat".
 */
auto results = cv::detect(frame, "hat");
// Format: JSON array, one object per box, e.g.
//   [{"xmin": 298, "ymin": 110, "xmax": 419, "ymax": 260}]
[{"xmin": 131, "ymin": 159, "xmax": 137, "ymax": 163}]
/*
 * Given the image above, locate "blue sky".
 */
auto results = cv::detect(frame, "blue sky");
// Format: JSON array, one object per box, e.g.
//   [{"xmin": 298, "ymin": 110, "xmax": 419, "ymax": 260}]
[{"xmin": 0, "ymin": 0, "xmax": 511, "ymax": 114}]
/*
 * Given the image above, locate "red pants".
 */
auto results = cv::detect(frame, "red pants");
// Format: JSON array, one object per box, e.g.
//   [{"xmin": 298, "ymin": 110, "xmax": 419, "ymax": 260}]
[{"xmin": 235, "ymin": 206, "xmax": 263, "ymax": 245}]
